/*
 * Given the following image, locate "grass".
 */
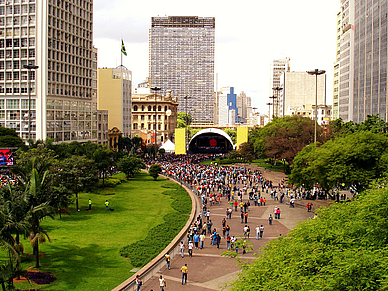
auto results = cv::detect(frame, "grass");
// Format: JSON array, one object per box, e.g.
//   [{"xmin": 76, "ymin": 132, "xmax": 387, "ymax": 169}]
[
  {"xmin": 6, "ymin": 172, "xmax": 189, "ymax": 291},
  {"xmin": 251, "ymin": 159, "xmax": 287, "ymax": 172}
]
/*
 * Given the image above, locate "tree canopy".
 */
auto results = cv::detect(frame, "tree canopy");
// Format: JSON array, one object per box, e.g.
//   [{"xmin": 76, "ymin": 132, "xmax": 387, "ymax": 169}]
[
  {"xmin": 229, "ymin": 186, "xmax": 388, "ymax": 290},
  {"xmin": 290, "ymin": 131, "xmax": 388, "ymax": 192},
  {"xmin": 250, "ymin": 115, "xmax": 319, "ymax": 164}
]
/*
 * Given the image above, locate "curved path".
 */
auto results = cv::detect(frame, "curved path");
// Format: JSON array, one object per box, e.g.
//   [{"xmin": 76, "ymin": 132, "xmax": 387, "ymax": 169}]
[{"xmin": 138, "ymin": 165, "xmax": 329, "ymax": 291}]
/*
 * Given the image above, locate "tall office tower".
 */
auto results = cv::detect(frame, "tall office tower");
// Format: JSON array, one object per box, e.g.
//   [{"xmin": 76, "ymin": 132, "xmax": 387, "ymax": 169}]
[
  {"xmin": 353, "ymin": 0, "xmax": 387, "ymax": 122},
  {"xmin": 217, "ymin": 86, "xmax": 237, "ymax": 126},
  {"xmin": 332, "ymin": 9, "xmax": 342, "ymax": 120},
  {"xmin": 271, "ymin": 58, "xmax": 290, "ymax": 118},
  {"xmin": 149, "ymin": 16, "xmax": 215, "ymax": 124},
  {"xmin": 236, "ymin": 91, "xmax": 251, "ymax": 123},
  {"xmin": 97, "ymin": 67, "xmax": 132, "ymax": 136},
  {"xmin": 0, "ymin": 0, "xmax": 101, "ymax": 143},
  {"xmin": 338, "ymin": 0, "xmax": 355, "ymax": 122}
]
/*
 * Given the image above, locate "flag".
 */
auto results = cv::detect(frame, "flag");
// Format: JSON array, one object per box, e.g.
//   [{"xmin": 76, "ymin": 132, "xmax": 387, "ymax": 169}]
[{"xmin": 121, "ymin": 39, "xmax": 127, "ymax": 56}]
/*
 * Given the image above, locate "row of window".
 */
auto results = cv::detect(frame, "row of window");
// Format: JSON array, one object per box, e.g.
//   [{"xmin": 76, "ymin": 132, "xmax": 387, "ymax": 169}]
[
  {"xmin": 0, "ymin": 99, "xmax": 35, "ymax": 109},
  {"xmin": 0, "ymin": 4, "xmax": 35, "ymax": 16},
  {"xmin": 0, "ymin": 38, "xmax": 35, "ymax": 48},
  {"xmin": 133, "ymin": 105, "xmax": 170, "ymax": 112},
  {"xmin": 0, "ymin": 15, "xmax": 35, "ymax": 26},
  {"xmin": 133, "ymin": 123, "xmax": 167, "ymax": 131}
]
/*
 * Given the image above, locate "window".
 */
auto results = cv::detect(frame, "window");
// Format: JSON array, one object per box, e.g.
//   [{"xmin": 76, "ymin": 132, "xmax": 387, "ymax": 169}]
[
  {"xmin": 7, "ymin": 99, "xmax": 19, "ymax": 109},
  {"xmin": 133, "ymin": 105, "xmax": 138, "ymax": 111}
]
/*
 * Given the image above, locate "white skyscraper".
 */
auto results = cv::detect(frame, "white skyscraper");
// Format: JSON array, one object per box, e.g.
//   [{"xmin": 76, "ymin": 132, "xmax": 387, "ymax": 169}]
[{"xmin": 0, "ymin": 0, "xmax": 102, "ymax": 142}]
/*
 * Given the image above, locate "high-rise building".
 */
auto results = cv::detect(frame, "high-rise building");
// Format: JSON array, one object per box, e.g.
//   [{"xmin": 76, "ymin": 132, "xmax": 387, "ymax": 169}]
[
  {"xmin": 217, "ymin": 86, "xmax": 237, "ymax": 126},
  {"xmin": 280, "ymin": 71, "xmax": 326, "ymax": 117},
  {"xmin": 149, "ymin": 16, "xmax": 215, "ymax": 124},
  {"xmin": 0, "ymin": 0, "xmax": 104, "ymax": 143},
  {"xmin": 236, "ymin": 91, "xmax": 251, "ymax": 123},
  {"xmin": 97, "ymin": 66, "xmax": 132, "ymax": 136},
  {"xmin": 271, "ymin": 58, "xmax": 290, "ymax": 117},
  {"xmin": 353, "ymin": 0, "xmax": 387, "ymax": 122},
  {"xmin": 332, "ymin": 10, "xmax": 342, "ymax": 120},
  {"xmin": 338, "ymin": 0, "xmax": 355, "ymax": 122}
]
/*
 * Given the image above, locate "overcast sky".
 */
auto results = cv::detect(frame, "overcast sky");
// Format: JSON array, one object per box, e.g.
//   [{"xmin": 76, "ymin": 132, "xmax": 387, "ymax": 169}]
[{"xmin": 93, "ymin": 0, "xmax": 339, "ymax": 115}]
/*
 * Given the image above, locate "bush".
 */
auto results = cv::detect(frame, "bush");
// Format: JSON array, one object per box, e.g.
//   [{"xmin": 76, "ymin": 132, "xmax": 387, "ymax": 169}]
[{"xmin": 98, "ymin": 178, "xmax": 121, "ymax": 188}]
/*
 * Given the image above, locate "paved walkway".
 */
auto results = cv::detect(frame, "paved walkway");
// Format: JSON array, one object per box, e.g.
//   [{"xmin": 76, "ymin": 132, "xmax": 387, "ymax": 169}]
[{"xmin": 140, "ymin": 167, "xmax": 331, "ymax": 291}]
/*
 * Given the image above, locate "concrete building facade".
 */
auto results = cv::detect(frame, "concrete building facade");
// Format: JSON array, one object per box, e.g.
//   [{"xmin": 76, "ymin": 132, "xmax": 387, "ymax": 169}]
[
  {"xmin": 271, "ymin": 58, "xmax": 290, "ymax": 118},
  {"xmin": 333, "ymin": 10, "xmax": 342, "ymax": 120},
  {"xmin": 97, "ymin": 66, "xmax": 132, "ymax": 136},
  {"xmin": 0, "ymin": 0, "xmax": 107, "ymax": 143},
  {"xmin": 131, "ymin": 90, "xmax": 178, "ymax": 145},
  {"xmin": 281, "ymin": 71, "xmax": 326, "ymax": 116},
  {"xmin": 149, "ymin": 16, "xmax": 215, "ymax": 124}
]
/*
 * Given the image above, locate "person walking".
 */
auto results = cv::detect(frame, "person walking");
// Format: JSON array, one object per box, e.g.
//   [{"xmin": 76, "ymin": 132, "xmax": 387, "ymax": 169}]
[
  {"xmin": 244, "ymin": 212, "xmax": 248, "ymax": 223},
  {"xmin": 165, "ymin": 253, "xmax": 171, "ymax": 270},
  {"xmin": 180, "ymin": 241, "xmax": 185, "ymax": 258},
  {"xmin": 181, "ymin": 264, "xmax": 188, "ymax": 285},
  {"xmin": 199, "ymin": 233, "xmax": 205, "ymax": 249},
  {"xmin": 268, "ymin": 214, "xmax": 273, "ymax": 225},
  {"xmin": 159, "ymin": 275, "xmax": 166, "ymax": 291},
  {"xmin": 255, "ymin": 225, "xmax": 260, "ymax": 239},
  {"xmin": 259, "ymin": 225, "xmax": 264, "ymax": 238},
  {"xmin": 105, "ymin": 200, "xmax": 110, "ymax": 211},
  {"xmin": 88, "ymin": 198, "xmax": 92, "ymax": 211},
  {"xmin": 135, "ymin": 275, "xmax": 142, "ymax": 291},
  {"xmin": 188, "ymin": 241, "xmax": 193, "ymax": 257}
]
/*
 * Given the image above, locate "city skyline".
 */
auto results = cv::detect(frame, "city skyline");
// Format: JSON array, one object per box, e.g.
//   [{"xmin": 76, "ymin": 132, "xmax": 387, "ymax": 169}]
[{"xmin": 94, "ymin": 0, "xmax": 339, "ymax": 116}]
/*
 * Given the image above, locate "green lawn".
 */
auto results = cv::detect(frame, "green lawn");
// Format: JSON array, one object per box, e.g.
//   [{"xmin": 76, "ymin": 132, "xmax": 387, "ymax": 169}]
[{"xmin": 8, "ymin": 172, "xmax": 188, "ymax": 291}]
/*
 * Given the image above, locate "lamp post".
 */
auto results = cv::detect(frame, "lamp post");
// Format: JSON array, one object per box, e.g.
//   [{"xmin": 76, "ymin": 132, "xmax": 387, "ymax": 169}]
[
  {"xmin": 269, "ymin": 96, "xmax": 276, "ymax": 119},
  {"xmin": 266, "ymin": 103, "xmax": 272, "ymax": 119},
  {"xmin": 307, "ymin": 69, "xmax": 326, "ymax": 143},
  {"xmin": 150, "ymin": 86, "xmax": 161, "ymax": 158},
  {"xmin": 272, "ymin": 86, "xmax": 283, "ymax": 118},
  {"xmin": 23, "ymin": 64, "xmax": 39, "ymax": 141}
]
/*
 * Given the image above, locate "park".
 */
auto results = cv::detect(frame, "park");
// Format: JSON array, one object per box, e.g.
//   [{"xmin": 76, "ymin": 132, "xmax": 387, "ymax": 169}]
[{"xmin": 0, "ymin": 115, "xmax": 387, "ymax": 290}]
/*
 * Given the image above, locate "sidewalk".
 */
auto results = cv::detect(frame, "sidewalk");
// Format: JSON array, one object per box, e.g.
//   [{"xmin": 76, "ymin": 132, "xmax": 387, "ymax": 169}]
[{"xmin": 140, "ymin": 170, "xmax": 330, "ymax": 290}]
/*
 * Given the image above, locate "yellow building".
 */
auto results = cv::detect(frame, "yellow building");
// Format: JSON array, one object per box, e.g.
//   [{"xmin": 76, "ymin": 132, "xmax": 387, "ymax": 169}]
[
  {"xmin": 97, "ymin": 67, "xmax": 132, "ymax": 136},
  {"xmin": 132, "ymin": 90, "xmax": 178, "ymax": 145}
]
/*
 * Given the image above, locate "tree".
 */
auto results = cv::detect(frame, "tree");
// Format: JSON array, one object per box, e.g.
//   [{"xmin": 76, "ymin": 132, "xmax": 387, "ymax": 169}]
[
  {"xmin": 227, "ymin": 186, "xmax": 388, "ymax": 290},
  {"xmin": 93, "ymin": 147, "xmax": 114, "ymax": 187},
  {"xmin": 57, "ymin": 156, "xmax": 98, "ymax": 211},
  {"xmin": 117, "ymin": 155, "xmax": 145, "ymax": 179},
  {"xmin": 238, "ymin": 142, "xmax": 255, "ymax": 163},
  {"xmin": 223, "ymin": 129, "xmax": 237, "ymax": 144},
  {"xmin": 177, "ymin": 112, "xmax": 192, "ymax": 128},
  {"xmin": 149, "ymin": 164, "xmax": 162, "ymax": 181},
  {"xmin": 290, "ymin": 131, "xmax": 388, "ymax": 192},
  {"xmin": 0, "ymin": 127, "xmax": 25, "ymax": 149}
]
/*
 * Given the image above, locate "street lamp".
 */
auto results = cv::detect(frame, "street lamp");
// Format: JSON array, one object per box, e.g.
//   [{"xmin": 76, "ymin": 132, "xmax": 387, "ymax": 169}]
[
  {"xmin": 269, "ymin": 96, "xmax": 277, "ymax": 119},
  {"xmin": 307, "ymin": 69, "xmax": 326, "ymax": 143},
  {"xmin": 150, "ymin": 86, "xmax": 161, "ymax": 158},
  {"xmin": 266, "ymin": 103, "xmax": 272, "ymax": 119},
  {"xmin": 23, "ymin": 64, "xmax": 39, "ymax": 141},
  {"xmin": 272, "ymin": 86, "xmax": 283, "ymax": 117}
]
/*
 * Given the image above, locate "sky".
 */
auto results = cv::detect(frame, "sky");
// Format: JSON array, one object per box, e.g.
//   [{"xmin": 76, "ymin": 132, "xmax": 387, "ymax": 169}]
[{"xmin": 93, "ymin": 0, "xmax": 340, "ymax": 116}]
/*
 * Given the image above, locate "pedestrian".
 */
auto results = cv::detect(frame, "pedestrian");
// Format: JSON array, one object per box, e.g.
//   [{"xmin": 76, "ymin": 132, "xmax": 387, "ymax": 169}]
[
  {"xmin": 193, "ymin": 232, "xmax": 200, "ymax": 249},
  {"xmin": 105, "ymin": 200, "xmax": 110, "ymax": 211},
  {"xmin": 260, "ymin": 225, "xmax": 264, "ymax": 238},
  {"xmin": 216, "ymin": 233, "xmax": 221, "ymax": 249},
  {"xmin": 181, "ymin": 264, "xmax": 188, "ymax": 285},
  {"xmin": 159, "ymin": 275, "xmax": 166, "ymax": 291},
  {"xmin": 180, "ymin": 241, "xmax": 185, "ymax": 257},
  {"xmin": 199, "ymin": 233, "xmax": 205, "ymax": 249},
  {"xmin": 268, "ymin": 214, "xmax": 273, "ymax": 225},
  {"xmin": 135, "ymin": 275, "xmax": 142, "ymax": 291},
  {"xmin": 88, "ymin": 198, "xmax": 92, "ymax": 211},
  {"xmin": 165, "ymin": 253, "xmax": 171, "ymax": 270},
  {"xmin": 226, "ymin": 235, "xmax": 231, "ymax": 250},
  {"xmin": 255, "ymin": 225, "xmax": 260, "ymax": 239},
  {"xmin": 243, "ymin": 225, "xmax": 248, "ymax": 238},
  {"xmin": 277, "ymin": 207, "xmax": 281, "ymax": 219},
  {"xmin": 240, "ymin": 212, "xmax": 244, "ymax": 223},
  {"xmin": 244, "ymin": 211, "xmax": 248, "ymax": 223},
  {"xmin": 188, "ymin": 241, "xmax": 193, "ymax": 257},
  {"xmin": 225, "ymin": 225, "xmax": 230, "ymax": 237}
]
